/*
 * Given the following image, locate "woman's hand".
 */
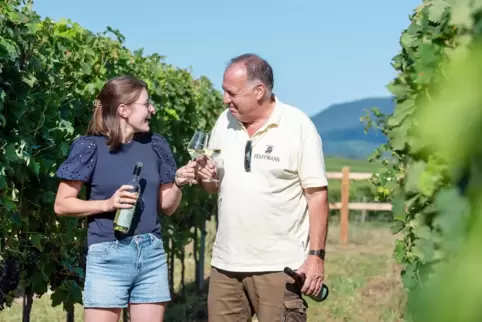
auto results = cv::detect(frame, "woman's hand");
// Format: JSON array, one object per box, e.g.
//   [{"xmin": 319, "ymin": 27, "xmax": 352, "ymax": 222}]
[
  {"xmin": 104, "ymin": 185, "xmax": 138, "ymax": 212},
  {"xmin": 174, "ymin": 160, "xmax": 198, "ymax": 186}
]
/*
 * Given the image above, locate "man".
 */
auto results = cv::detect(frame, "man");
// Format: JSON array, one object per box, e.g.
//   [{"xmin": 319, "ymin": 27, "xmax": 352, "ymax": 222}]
[{"xmin": 196, "ymin": 53, "xmax": 329, "ymax": 322}]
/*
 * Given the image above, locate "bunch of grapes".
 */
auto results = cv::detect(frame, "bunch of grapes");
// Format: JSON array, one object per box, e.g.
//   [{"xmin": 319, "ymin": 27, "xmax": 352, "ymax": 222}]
[{"xmin": 0, "ymin": 258, "xmax": 20, "ymax": 310}]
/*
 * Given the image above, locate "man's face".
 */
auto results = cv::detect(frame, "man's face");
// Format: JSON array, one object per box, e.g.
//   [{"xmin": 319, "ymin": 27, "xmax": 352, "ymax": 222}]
[{"xmin": 222, "ymin": 63, "xmax": 261, "ymax": 123}]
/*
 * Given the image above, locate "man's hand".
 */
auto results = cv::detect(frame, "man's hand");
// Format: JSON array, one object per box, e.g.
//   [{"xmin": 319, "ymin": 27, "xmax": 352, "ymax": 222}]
[
  {"xmin": 195, "ymin": 155, "xmax": 217, "ymax": 181},
  {"xmin": 296, "ymin": 255, "xmax": 324, "ymax": 296}
]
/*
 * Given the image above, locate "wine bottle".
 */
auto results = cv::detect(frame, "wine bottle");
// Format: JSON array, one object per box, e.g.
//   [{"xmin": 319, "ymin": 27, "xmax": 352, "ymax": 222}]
[
  {"xmin": 283, "ymin": 266, "xmax": 329, "ymax": 302},
  {"xmin": 113, "ymin": 162, "xmax": 143, "ymax": 233}
]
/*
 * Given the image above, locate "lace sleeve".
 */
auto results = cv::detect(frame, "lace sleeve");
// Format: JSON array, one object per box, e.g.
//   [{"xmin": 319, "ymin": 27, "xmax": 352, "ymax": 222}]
[
  {"xmin": 151, "ymin": 134, "xmax": 177, "ymax": 184},
  {"xmin": 55, "ymin": 136, "xmax": 98, "ymax": 183}
]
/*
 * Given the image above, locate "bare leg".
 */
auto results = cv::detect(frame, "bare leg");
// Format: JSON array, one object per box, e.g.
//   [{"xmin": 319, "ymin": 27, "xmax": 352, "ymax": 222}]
[
  {"xmin": 129, "ymin": 302, "xmax": 167, "ymax": 322},
  {"xmin": 84, "ymin": 308, "xmax": 122, "ymax": 322}
]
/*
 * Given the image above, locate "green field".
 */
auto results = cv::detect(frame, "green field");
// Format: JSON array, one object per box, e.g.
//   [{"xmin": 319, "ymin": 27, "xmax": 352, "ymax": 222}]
[{"xmin": 325, "ymin": 156, "xmax": 383, "ymax": 173}]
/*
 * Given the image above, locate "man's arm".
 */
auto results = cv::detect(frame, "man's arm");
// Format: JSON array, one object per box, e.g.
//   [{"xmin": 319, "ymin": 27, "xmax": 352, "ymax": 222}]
[
  {"xmin": 304, "ymin": 186, "xmax": 329, "ymax": 251},
  {"xmin": 296, "ymin": 118, "xmax": 329, "ymax": 296}
]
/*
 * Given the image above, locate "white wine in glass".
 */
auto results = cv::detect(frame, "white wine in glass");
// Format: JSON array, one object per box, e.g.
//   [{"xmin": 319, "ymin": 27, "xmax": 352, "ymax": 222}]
[
  {"xmin": 202, "ymin": 133, "xmax": 221, "ymax": 182},
  {"xmin": 187, "ymin": 130, "xmax": 206, "ymax": 160}
]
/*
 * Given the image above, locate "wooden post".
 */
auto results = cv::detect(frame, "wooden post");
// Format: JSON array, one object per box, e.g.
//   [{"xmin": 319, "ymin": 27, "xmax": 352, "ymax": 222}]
[
  {"xmin": 360, "ymin": 196, "xmax": 367, "ymax": 223},
  {"xmin": 22, "ymin": 285, "xmax": 33, "ymax": 322},
  {"xmin": 66, "ymin": 306, "xmax": 74, "ymax": 322},
  {"xmin": 340, "ymin": 166, "xmax": 350, "ymax": 245},
  {"xmin": 197, "ymin": 213, "xmax": 206, "ymax": 291}
]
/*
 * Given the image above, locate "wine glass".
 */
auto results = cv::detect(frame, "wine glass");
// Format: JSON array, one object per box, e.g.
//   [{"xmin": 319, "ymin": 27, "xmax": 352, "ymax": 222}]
[
  {"xmin": 187, "ymin": 130, "xmax": 206, "ymax": 160},
  {"xmin": 202, "ymin": 133, "xmax": 221, "ymax": 183}
]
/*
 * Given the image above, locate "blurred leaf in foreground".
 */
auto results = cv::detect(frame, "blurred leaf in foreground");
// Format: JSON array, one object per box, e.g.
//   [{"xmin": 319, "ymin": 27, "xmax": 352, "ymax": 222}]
[{"xmin": 410, "ymin": 40, "xmax": 482, "ymax": 322}]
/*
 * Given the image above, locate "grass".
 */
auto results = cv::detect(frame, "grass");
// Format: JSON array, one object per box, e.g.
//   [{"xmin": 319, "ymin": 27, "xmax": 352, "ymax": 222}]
[
  {"xmin": 325, "ymin": 156, "xmax": 383, "ymax": 173},
  {"xmin": 0, "ymin": 220, "xmax": 405, "ymax": 322}
]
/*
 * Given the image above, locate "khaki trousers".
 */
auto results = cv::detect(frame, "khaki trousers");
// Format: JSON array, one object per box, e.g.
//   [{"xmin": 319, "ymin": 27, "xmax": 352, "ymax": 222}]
[{"xmin": 207, "ymin": 266, "xmax": 308, "ymax": 322}]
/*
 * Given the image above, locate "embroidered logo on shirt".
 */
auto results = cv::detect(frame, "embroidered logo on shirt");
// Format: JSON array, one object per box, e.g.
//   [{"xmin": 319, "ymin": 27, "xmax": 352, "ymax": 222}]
[{"xmin": 254, "ymin": 144, "xmax": 280, "ymax": 162}]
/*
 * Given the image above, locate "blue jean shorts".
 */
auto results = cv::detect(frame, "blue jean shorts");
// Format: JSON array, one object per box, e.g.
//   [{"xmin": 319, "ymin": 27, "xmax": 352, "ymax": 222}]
[{"xmin": 83, "ymin": 233, "xmax": 171, "ymax": 308}]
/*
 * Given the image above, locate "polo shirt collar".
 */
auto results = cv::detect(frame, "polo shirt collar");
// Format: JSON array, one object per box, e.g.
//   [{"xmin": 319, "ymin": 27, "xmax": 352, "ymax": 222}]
[
  {"xmin": 234, "ymin": 95, "xmax": 285, "ymax": 134},
  {"xmin": 265, "ymin": 95, "xmax": 284, "ymax": 127}
]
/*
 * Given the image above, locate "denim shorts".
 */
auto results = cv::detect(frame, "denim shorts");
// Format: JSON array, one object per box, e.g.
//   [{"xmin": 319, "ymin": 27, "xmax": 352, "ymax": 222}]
[{"xmin": 83, "ymin": 233, "xmax": 171, "ymax": 308}]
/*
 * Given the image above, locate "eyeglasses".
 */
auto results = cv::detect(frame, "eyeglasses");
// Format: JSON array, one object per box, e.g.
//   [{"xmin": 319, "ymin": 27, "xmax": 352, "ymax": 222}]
[
  {"xmin": 133, "ymin": 99, "xmax": 155, "ymax": 108},
  {"xmin": 244, "ymin": 140, "xmax": 252, "ymax": 172}
]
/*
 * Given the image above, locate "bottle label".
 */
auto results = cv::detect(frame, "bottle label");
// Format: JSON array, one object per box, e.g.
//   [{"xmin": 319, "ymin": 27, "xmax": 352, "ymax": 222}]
[{"xmin": 116, "ymin": 207, "xmax": 135, "ymax": 229}]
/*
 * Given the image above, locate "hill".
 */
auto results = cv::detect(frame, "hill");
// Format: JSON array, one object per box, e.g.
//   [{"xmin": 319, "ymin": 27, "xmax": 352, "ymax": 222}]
[{"xmin": 311, "ymin": 97, "xmax": 394, "ymax": 159}]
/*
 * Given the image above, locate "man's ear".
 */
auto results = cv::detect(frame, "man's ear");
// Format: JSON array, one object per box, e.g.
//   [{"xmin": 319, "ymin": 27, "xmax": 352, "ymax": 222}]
[{"xmin": 254, "ymin": 84, "xmax": 266, "ymax": 101}]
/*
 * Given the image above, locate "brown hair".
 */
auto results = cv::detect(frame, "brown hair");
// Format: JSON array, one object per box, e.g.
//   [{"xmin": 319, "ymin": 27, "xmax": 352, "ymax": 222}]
[{"xmin": 87, "ymin": 75, "xmax": 148, "ymax": 151}]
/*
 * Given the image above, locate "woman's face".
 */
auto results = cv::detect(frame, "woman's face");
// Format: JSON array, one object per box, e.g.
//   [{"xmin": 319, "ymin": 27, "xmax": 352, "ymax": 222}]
[{"xmin": 123, "ymin": 88, "xmax": 155, "ymax": 132}]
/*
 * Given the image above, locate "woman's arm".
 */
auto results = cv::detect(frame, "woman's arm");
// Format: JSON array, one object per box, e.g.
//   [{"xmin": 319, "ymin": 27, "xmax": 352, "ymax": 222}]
[
  {"xmin": 54, "ymin": 181, "xmax": 108, "ymax": 217},
  {"xmin": 152, "ymin": 134, "xmax": 198, "ymax": 215},
  {"xmin": 54, "ymin": 181, "xmax": 136, "ymax": 217},
  {"xmin": 159, "ymin": 182, "xmax": 182, "ymax": 216},
  {"xmin": 158, "ymin": 160, "xmax": 198, "ymax": 216}
]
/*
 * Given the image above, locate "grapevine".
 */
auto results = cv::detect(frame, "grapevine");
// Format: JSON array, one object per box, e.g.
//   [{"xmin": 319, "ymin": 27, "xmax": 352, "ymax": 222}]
[
  {"xmin": 0, "ymin": 257, "xmax": 21, "ymax": 310},
  {"xmin": 365, "ymin": 0, "xmax": 482, "ymax": 320},
  {"xmin": 0, "ymin": 0, "xmax": 223, "ymax": 311}
]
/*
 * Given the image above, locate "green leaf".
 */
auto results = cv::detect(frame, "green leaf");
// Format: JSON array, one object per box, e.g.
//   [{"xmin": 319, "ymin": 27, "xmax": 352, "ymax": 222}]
[
  {"xmin": 388, "ymin": 122, "xmax": 409, "ymax": 151},
  {"xmin": 9, "ymin": 212, "xmax": 21, "ymax": 227},
  {"xmin": 427, "ymin": 1, "xmax": 449, "ymax": 23},
  {"xmin": 450, "ymin": 3, "xmax": 473, "ymax": 28},
  {"xmin": 0, "ymin": 37, "xmax": 20, "ymax": 60},
  {"xmin": 51, "ymin": 289, "xmax": 66, "ymax": 308},
  {"xmin": 30, "ymin": 233, "xmax": 43, "ymax": 252},
  {"xmin": 391, "ymin": 220, "xmax": 405, "ymax": 234},
  {"xmin": 412, "ymin": 238, "xmax": 435, "ymax": 264},
  {"xmin": 405, "ymin": 162, "xmax": 426, "ymax": 195},
  {"xmin": 81, "ymin": 62, "xmax": 92, "ymax": 75},
  {"xmin": 29, "ymin": 159, "xmax": 40, "ymax": 175},
  {"xmin": 401, "ymin": 32, "xmax": 417, "ymax": 49},
  {"xmin": 4, "ymin": 143, "xmax": 19, "ymax": 162},
  {"xmin": 68, "ymin": 281, "xmax": 83, "ymax": 306},
  {"xmin": 387, "ymin": 98, "xmax": 415, "ymax": 127},
  {"xmin": 392, "ymin": 196, "xmax": 406, "ymax": 222},
  {"xmin": 386, "ymin": 82, "xmax": 411, "ymax": 97},
  {"xmin": 22, "ymin": 75, "xmax": 37, "ymax": 88},
  {"xmin": 393, "ymin": 239, "xmax": 405, "ymax": 263}
]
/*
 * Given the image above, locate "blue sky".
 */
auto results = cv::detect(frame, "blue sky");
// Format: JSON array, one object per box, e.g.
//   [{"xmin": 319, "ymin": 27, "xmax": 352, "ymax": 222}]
[{"xmin": 33, "ymin": 0, "xmax": 420, "ymax": 116}]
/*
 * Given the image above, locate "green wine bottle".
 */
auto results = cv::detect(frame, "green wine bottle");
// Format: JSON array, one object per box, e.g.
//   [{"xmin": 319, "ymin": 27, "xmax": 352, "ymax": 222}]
[
  {"xmin": 284, "ymin": 267, "xmax": 329, "ymax": 302},
  {"xmin": 113, "ymin": 162, "xmax": 143, "ymax": 233}
]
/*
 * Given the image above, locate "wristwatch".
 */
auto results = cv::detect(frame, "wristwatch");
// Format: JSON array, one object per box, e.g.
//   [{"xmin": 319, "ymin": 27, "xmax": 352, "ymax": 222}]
[{"xmin": 308, "ymin": 249, "xmax": 325, "ymax": 260}]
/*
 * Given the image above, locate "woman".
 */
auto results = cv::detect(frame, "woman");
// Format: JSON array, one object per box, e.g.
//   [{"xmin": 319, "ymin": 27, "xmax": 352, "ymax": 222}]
[{"xmin": 54, "ymin": 75, "xmax": 197, "ymax": 322}]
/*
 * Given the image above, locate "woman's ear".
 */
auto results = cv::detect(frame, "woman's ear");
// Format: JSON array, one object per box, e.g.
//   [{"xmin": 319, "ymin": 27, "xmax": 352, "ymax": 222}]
[{"xmin": 117, "ymin": 103, "xmax": 131, "ymax": 118}]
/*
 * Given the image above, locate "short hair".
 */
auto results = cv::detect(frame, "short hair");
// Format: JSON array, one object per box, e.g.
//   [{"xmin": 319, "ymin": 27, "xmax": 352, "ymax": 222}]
[{"xmin": 227, "ymin": 53, "xmax": 274, "ymax": 97}]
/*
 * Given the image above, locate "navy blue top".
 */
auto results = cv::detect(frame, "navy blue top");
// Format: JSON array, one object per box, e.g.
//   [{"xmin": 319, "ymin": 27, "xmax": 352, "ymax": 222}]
[{"xmin": 55, "ymin": 132, "xmax": 177, "ymax": 246}]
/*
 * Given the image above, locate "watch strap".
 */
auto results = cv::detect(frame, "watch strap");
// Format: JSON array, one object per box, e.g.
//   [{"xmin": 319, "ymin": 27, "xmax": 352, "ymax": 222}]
[
  {"xmin": 174, "ymin": 177, "xmax": 185, "ymax": 189},
  {"xmin": 308, "ymin": 249, "xmax": 325, "ymax": 259}
]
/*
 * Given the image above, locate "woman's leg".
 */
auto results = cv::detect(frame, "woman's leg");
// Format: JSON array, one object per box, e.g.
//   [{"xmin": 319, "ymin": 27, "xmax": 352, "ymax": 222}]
[
  {"xmin": 129, "ymin": 303, "xmax": 167, "ymax": 322},
  {"xmin": 83, "ymin": 240, "xmax": 136, "ymax": 322},
  {"xmin": 84, "ymin": 308, "xmax": 122, "ymax": 322},
  {"xmin": 128, "ymin": 233, "xmax": 171, "ymax": 322}
]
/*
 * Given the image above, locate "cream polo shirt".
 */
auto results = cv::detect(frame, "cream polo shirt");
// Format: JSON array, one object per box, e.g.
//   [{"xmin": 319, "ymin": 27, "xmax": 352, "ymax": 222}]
[{"xmin": 208, "ymin": 97, "xmax": 328, "ymax": 272}]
